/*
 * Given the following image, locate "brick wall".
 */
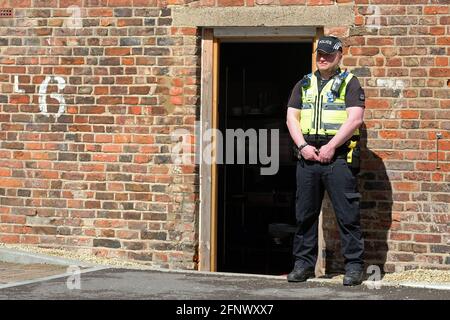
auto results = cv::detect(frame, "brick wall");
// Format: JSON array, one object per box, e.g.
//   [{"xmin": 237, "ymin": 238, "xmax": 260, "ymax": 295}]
[
  {"xmin": 0, "ymin": 0, "xmax": 200, "ymax": 269},
  {"xmin": 0, "ymin": 0, "xmax": 448, "ymax": 272}
]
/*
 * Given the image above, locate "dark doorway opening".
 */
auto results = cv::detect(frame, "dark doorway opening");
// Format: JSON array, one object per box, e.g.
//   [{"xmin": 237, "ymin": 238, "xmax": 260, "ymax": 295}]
[{"xmin": 217, "ymin": 42, "xmax": 313, "ymax": 275}]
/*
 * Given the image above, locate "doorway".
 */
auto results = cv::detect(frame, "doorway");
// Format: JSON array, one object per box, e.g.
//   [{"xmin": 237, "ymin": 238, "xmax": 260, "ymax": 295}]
[{"xmin": 216, "ymin": 41, "xmax": 313, "ymax": 275}]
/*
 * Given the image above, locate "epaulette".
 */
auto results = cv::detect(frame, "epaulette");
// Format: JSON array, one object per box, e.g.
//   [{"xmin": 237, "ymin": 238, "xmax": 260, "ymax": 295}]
[{"xmin": 299, "ymin": 73, "xmax": 312, "ymax": 88}]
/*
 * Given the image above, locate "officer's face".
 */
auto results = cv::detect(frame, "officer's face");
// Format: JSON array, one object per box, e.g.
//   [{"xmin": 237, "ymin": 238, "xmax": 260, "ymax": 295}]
[{"xmin": 316, "ymin": 51, "xmax": 342, "ymax": 73}]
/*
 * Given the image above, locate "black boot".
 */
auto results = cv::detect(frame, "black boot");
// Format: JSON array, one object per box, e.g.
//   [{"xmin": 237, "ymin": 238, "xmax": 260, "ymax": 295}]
[
  {"xmin": 343, "ymin": 270, "xmax": 363, "ymax": 286},
  {"xmin": 287, "ymin": 267, "xmax": 315, "ymax": 282}
]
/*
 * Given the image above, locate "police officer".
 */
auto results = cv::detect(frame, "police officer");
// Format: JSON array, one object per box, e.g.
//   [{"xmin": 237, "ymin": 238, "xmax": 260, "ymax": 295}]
[{"xmin": 286, "ymin": 36, "xmax": 365, "ymax": 286}]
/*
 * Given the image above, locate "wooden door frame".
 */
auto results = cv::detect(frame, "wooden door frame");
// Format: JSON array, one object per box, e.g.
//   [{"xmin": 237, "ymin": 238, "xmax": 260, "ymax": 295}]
[
  {"xmin": 198, "ymin": 27, "xmax": 325, "ymax": 273},
  {"xmin": 199, "ymin": 28, "xmax": 219, "ymax": 271}
]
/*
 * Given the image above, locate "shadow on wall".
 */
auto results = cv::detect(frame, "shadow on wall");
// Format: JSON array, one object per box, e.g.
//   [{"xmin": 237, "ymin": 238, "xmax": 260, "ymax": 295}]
[{"xmin": 323, "ymin": 123, "xmax": 393, "ymax": 275}]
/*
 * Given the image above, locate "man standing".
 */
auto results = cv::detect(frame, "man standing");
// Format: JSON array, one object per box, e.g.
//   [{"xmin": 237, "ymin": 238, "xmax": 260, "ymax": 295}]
[{"xmin": 285, "ymin": 36, "xmax": 365, "ymax": 286}]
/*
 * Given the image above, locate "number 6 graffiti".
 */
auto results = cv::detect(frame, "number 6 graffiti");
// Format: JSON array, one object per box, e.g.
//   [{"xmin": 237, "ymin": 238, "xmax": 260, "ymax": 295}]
[
  {"xmin": 14, "ymin": 75, "xmax": 67, "ymax": 118},
  {"xmin": 38, "ymin": 76, "xmax": 66, "ymax": 119}
]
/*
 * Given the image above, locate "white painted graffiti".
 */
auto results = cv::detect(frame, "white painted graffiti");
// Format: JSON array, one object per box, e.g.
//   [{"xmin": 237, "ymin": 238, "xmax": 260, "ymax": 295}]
[
  {"xmin": 376, "ymin": 78, "xmax": 407, "ymax": 117},
  {"xmin": 13, "ymin": 75, "xmax": 25, "ymax": 93},
  {"xmin": 14, "ymin": 74, "xmax": 67, "ymax": 118},
  {"xmin": 64, "ymin": 5, "xmax": 83, "ymax": 29},
  {"xmin": 366, "ymin": 5, "xmax": 382, "ymax": 31},
  {"xmin": 38, "ymin": 76, "xmax": 67, "ymax": 118},
  {"xmin": 376, "ymin": 79, "xmax": 406, "ymax": 97}
]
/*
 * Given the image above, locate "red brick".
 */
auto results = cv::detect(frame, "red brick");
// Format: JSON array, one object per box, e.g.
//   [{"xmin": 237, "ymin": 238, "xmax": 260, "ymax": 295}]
[
  {"xmin": 430, "ymin": 68, "xmax": 450, "ymax": 77},
  {"xmin": 435, "ymin": 57, "xmax": 448, "ymax": 66},
  {"xmin": 440, "ymin": 16, "xmax": 450, "ymax": 24},
  {"xmin": 170, "ymin": 96, "xmax": 184, "ymax": 105},
  {"xmin": 116, "ymin": 230, "xmax": 139, "ymax": 240},
  {"xmin": 366, "ymin": 99, "xmax": 389, "ymax": 110},
  {"xmin": 217, "ymin": 0, "xmax": 244, "ymax": 5},
  {"xmin": 350, "ymin": 47, "xmax": 379, "ymax": 56},
  {"xmin": 102, "ymin": 145, "xmax": 121, "ymax": 153},
  {"xmin": 129, "ymin": 86, "xmax": 150, "ymax": 95},
  {"xmin": 429, "ymin": 27, "xmax": 445, "ymax": 35},
  {"xmin": 414, "ymin": 234, "xmax": 441, "ymax": 243},
  {"xmin": 393, "ymin": 182, "xmax": 420, "ymax": 192},
  {"xmin": 0, "ymin": 235, "xmax": 20, "ymax": 243},
  {"xmin": 108, "ymin": 0, "xmax": 129, "ymax": 5},
  {"xmin": 97, "ymin": 96, "xmax": 123, "ymax": 105},
  {"xmin": 379, "ymin": 131, "xmax": 406, "ymax": 139},
  {"xmin": 0, "ymin": 178, "xmax": 23, "ymax": 188},
  {"xmin": 3, "ymin": 66, "xmax": 26, "ymax": 73},
  {"xmin": 94, "ymin": 87, "xmax": 109, "ymax": 95},
  {"xmin": 34, "ymin": 0, "xmax": 57, "ymax": 6},
  {"xmin": 391, "ymin": 253, "xmax": 415, "ymax": 262},
  {"xmin": 386, "ymin": 57, "xmax": 402, "ymax": 67},
  {"xmin": 133, "ymin": 135, "xmax": 154, "ymax": 144},
  {"xmin": 307, "ymin": 0, "xmax": 333, "ymax": 4},
  {"xmin": 424, "ymin": 6, "xmax": 448, "ymax": 15},
  {"xmin": 1, "ymin": 215, "xmax": 26, "ymax": 224},
  {"xmin": 92, "ymin": 154, "xmax": 117, "ymax": 162},
  {"xmin": 367, "ymin": 37, "xmax": 394, "ymax": 46},
  {"xmin": 21, "ymin": 235, "xmax": 40, "ymax": 244},
  {"xmin": 117, "ymin": 19, "xmax": 143, "ymax": 27},
  {"xmin": 129, "ymin": 106, "xmax": 141, "ymax": 115},
  {"xmin": 437, "ymin": 37, "xmax": 450, "ymax": 46},
  {"xmin": 105, "ymin": 48, "xmax": 131, "ymax": 56},
  {"xmin": 12, "ymin": 0, "xmax": 31, "ymax": 7},
  {"xmin": 61, "ymin": 57, "xmax": 85, "ymax": 65},
  {"xmin": 88, "ymin": 8, "xmax": 113, "ymax": 17},
  {"xmin": 133, "ymin": 0, "xmax": 157, "ymax": 4},
  {"xmin": 398, "ymin": 111, "xmax": 419, "ymax": 119},
  {"xmin": 10, "ymin": 95, "xmax": 30, "ymax": 104}
]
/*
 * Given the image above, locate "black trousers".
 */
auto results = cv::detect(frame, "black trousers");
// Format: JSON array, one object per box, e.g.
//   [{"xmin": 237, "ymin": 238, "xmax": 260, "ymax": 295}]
[{"xmin": 293, "ymin": 157, "xmax": 364, "ymax": 272}]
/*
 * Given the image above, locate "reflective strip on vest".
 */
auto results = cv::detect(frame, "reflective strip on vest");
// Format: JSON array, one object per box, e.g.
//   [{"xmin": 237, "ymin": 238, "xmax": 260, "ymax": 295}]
[{"xmin": 300, "ymin": 72, "xmax": 360, "ymax": 136}]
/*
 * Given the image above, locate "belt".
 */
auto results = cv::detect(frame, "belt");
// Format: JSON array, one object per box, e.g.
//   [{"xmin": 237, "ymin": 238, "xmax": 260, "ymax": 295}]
[
  {"xmin": 304, "ymin": 135, "xmax": 359, "ymax": 146},
  {"xmin": 304, "ymin": 135, "xmax": 353, "ymax": 158}
]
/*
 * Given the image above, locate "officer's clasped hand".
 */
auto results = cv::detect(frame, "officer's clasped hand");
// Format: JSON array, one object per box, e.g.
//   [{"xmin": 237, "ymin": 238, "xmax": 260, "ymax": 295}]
[
  {"xmin": 301, "ymin": 145, "xmax": 320, "ymax": 161},
  {"xmin": 318, "ymin": 144, "xmax": 336, "ymax": 163}
]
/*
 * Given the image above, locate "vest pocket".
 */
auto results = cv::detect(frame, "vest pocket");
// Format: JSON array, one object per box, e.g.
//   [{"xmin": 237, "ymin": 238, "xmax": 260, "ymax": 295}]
[
  {"xmin": 321, "ymin": 103, "xmax": 347, "ymax": 134},
  {"xmin": 300, "ymin": 103, "xmax": 313, "ymax": 134}
]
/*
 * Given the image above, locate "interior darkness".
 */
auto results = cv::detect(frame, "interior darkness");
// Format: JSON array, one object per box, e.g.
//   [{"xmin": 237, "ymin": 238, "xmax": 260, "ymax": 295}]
[{"xmin": 217, "ymin": 42, "xmax": 312, "ymax": 275}]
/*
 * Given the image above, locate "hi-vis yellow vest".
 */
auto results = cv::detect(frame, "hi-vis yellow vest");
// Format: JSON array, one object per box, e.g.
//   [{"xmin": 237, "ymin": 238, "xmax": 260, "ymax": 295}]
[{"xmin": 300, "ymin": 72, "xmax": 360, "ymax": 136}]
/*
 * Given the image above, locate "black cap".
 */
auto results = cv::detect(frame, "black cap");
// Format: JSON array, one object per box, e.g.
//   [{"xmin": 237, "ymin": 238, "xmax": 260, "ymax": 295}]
[{"xmin": 316, "ymin": 36, "xmax": 343, "ymax": 54}]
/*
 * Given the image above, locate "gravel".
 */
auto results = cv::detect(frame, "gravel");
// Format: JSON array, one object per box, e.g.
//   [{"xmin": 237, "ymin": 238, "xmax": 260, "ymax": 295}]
[
  {"xmin": 382, "ymin": 269, "xmax": 450, "ymax": 284},
  {"xmin": 321, "ymin": 269, "xmax": 450, "ymax": 285},
  {"xmin": 0, "ymin": 243, "xmax": 150, "ymax": 269}
]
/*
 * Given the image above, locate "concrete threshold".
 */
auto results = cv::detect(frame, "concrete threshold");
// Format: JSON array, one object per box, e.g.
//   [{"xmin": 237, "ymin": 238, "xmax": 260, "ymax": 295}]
[
  {"xmin": 0, "ymin": 247, "xmax": 109, "ymax": 290},
  {"xmin": 0, "ymin": 247, "xmax": 98, "ymax": 268},
  {"xmin": 0, "ymin": 266, "xmax": 109, "ymax": 290},
  {"xmin": 396, "ymin": 282, "xmax": 450, "ymax": 291}
]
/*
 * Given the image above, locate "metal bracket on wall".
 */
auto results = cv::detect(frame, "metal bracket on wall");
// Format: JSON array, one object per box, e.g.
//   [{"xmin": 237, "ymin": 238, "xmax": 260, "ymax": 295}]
[
  {"xmin": 0, "ymin": 8, "xmax": 12, "ymax": 18},
  {"xmin": 436, "ymin": 132, "xmax": 442, "ymax": 170}
]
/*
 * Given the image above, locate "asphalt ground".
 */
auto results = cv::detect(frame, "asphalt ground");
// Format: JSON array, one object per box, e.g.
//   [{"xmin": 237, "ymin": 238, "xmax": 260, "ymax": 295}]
[{"xmin": 0, "ymin": 267, "xmax": 449, "ymax": 300}]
